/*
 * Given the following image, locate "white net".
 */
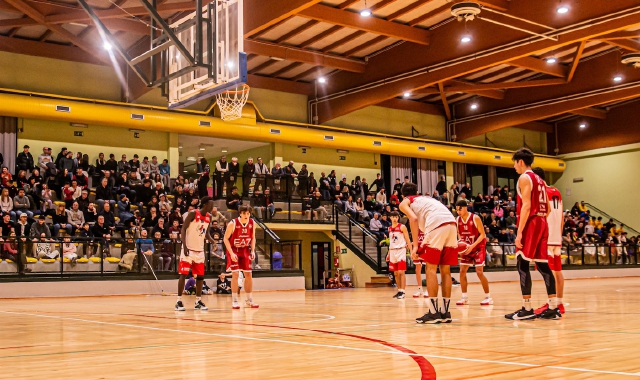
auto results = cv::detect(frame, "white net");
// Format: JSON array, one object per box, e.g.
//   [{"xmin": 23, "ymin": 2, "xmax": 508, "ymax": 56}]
[{"xmin": 216, "ymin": 84, "xmax": 250, "ymax": 121}]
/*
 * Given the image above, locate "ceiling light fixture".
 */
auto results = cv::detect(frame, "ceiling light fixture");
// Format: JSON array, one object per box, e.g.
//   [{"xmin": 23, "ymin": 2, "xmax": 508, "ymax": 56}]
[
  {"xmin": 318, "ymin": 77, "xmax": 326, "ymax": 84},
  {"xmin": 613, "ymin": 75, "xmax": 623, "ymax": 82},
  {"xmin": 461, "ymin": 35, "xmax": 472, "ymax": 43},
  {"xmin": 556, "ymin": 5, "xmax": 568, "ymax": 13},
  {"xmin": 360, "ymin": 0, "xmax": 371, "ymax": 17},
  {"xmin": 470, "ymin": 103, "xmax": 478, "ymax": 110},
  {"xmin": 178, "ymin": 145, "xmax": 183, "ymax": 149},
  {"xmin": 546, "ymin": 57, "xmax": 557, "ymax": 64},
  {"xmin": 403, "ymin": 92, "xmax": 411, "ymax": 98},
  {"xmin": 579, "ymin": 123, "xmax": 586, "ymax": 129},
  {"xmin": 103, "ymin": 41, "xmax": 112, "ymax": 50}
]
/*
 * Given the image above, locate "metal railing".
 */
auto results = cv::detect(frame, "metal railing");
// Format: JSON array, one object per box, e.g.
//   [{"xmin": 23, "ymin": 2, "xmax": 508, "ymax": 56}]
[
  {"xmin": 0, "ymin": 237, "xmax": 302, "ymax": 277},
  {"xmin": 584, "ymin": 203, "xmax": 640, "ymax": 236},
  {"xmin": 332, "ymin": 204, "xmax": 382, "ymax": 271}
]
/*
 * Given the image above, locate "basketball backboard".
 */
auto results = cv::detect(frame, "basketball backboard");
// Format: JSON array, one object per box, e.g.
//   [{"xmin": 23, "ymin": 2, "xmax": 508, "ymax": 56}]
[{"xmin": 166, "ymin": 0, "xmax": 246, "ymax": 109}]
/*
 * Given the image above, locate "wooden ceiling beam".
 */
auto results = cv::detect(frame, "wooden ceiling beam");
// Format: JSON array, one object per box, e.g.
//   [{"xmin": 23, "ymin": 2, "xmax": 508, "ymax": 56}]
[
  {"xmin": 248, "ymin": 73, "xmax": 312, "ymax": 95},
  {"xmin": 270, "ymin": 62, "xmax": 304, "ymax": 78},
  {"xmin": 437, "ymin": 82, "xmax": 451, "ymax": 120},
  {"xmin": 408, "ymin": 3, "xmax": 450, "ymax": 26},
  {"xmin": 509, "ymin": 56, "xmax": 569, "ymax": 77},
  {"xmin": 321, "ymin": 30, "xmax": 365, "ymax": 53},
  {"xmin": 567, "ymin": 40, "xmax": 586, "ymax": 82},
  {"xmin": 298, "ymin": 4, "xmax": 430, "ymax": 45},
  {"xmin": 385, "ymin": 0, "xmax": 431, "ymax": 21},
  {"xmin": 298, "ymin": 25, "xmax": 342, "ymax": 48},
  {"xmin": 274, "ymin": 20, "xmax": 318, "ymax": 44},
  {"xmin": 570, "ymin": 107, "xmax": 607, "ymax": 120},
  {"xmin": 244, "ymin": 0, "xmax": 323, "ymax": 38},
  {"xmin": 244, "ymin": 39, "xmax": 366, "ymax": 72},
  {"xmin": 343, "ymin": 35, "xmax": 387, "ymax": 57}
]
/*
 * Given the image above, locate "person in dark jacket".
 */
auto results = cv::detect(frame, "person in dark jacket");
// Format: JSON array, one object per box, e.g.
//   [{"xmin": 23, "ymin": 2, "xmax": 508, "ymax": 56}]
[
  {"xmin": 241, "ymin": 157, "xmax": 255, "ymax": 198},
  {"xmin": 51, "ymin": 203, "xmax": 72, "ymax": 237},
  {"xmin": 95, "ymin": 177, "xmax": 115, "ymax": 210},
  {"xmin": 16, "ymin": 145, "xmax": 34, "ymax": 173}
]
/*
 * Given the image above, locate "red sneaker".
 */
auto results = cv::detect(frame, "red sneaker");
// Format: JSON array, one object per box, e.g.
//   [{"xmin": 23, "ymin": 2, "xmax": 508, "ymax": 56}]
[
  {"xmin": 534, "ymin": 303, "xmax": 549, "ymax": 315},
  {"xmin": 558, "ymin": 303, "xmax": 565, "ymax": 314}
]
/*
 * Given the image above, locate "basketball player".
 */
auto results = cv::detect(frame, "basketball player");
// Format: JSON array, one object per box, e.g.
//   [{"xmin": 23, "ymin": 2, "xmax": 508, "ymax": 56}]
[
  {"xmin": 506, "ymin": 148, "xmax": 561, "ymax": 320},
  {"xmin": 223, "ymin": 205, "xmax": 259, "ymax": 309},
  {"xmin": 175, "ymin": 196, "xmax": 216, "ymax": 311},
  {"xmin": 532, "ymin": 167, "xmax": 565, "ymax": 315},
  {"xmin": 454, "ymin": 199, "xmax": 493, "ymax": 306},
  {"xmin": 400, "ymin": 182, "xmax": 459, "ymax": 324},
  {"xmin": 412, "ymin": 254, "xmax": 425, "ymax": 298},
  {"xmin": 386, "ymin": 211, "xmax": 411, "ymax": 299}
]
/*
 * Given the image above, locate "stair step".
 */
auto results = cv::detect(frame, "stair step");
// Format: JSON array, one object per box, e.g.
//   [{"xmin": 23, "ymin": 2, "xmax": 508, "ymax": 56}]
[
  {"xmin": 365, "ymin": 282, "xmax": 391, "ymax": 288},
  {"xmin": 370, "ymin": 276, "xmax": 391, "ymax": 284}
]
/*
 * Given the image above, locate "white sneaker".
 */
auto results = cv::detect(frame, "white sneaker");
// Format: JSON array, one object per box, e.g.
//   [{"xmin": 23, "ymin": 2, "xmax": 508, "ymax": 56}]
[
  {"xmin": 232, "ymin": 300, "xmax": 240, "ymax": 309},
  {"xmin": 412, "ymin": 291, "xmax": 424, "ymax": 298},
  {"xmin": 480, "ymin": 297, "xmax": 494, "ymax": 306},
  {"xmin": 245, "ymin": 299, "xmax": 259, "ymax": 309},
  {"xmin": 456, "ymin": 298, "xmax": 469, "ymax": 306}
]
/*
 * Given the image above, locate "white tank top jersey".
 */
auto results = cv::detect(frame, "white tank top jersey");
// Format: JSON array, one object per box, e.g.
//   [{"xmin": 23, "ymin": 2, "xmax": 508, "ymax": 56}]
[
  {"xmin": 546, "ymin": 186, "xmax": 563, "ymax": 246},
  {"xmin": 388, "ymin": 224, "xmax": 407, "ymax": 249},
  {"xmin": 408, "ymin": 195, "xmax": 455, "ymax": 234},
  {"xmin": 185, "ymin": 209, "xmax": 210, "ymax": 252}
]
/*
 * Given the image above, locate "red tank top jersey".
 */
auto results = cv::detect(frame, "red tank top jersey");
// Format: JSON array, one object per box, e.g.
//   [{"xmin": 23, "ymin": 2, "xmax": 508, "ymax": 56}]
[
  {"xmin": 457, "ymin": 215, "xmax": 486, "ymax": 252},
  {"xmin": 230, "ymin": 217, "xmax": 254, "ymax": 249},
  {"xmin": 516, "ymin": 170, "xmax": 549, "ymax": 224}
]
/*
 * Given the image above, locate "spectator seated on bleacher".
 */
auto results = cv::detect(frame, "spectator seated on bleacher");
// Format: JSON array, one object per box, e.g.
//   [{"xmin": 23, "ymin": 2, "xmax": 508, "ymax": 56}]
[
  {"xmin": 226, "ymin": 186, "xmax": 241, "ymax": 211},
  {"xmin": 369, "ymin": 213, "xmax": 386, "ymax": 241}
]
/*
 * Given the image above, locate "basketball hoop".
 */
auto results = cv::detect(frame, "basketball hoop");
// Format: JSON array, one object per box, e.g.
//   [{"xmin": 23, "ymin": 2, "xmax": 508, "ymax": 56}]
[{"xmin": 216, "ymin": 84, "xmax": 250, "ymax": 121}]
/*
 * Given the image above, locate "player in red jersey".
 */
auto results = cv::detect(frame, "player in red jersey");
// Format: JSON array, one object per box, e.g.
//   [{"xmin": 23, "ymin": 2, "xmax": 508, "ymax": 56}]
[
  {"xmin": 176, "ymin": 197, "xmax": 216, "ymax": 311},
  {"xmin": 386, "ymin": 211, "xmax": 411, "ymax": 299},
  {"xmin": 223, "ymin": 205, "xmax": 258, "ymax": 309},
  {"xmin": 400, "ymin": 182, "xmax": 459, "ymax": 324},
  {"xmin": 505, "ymin": 148, "xmax": 560, "ymax": 320},
  {"xmin": 454, "ymin": 199, "xmax": 492, "ymax": 306},
  {"xmin": 533, "ymin": 167, "xmax": 565, "ymax": 315}
]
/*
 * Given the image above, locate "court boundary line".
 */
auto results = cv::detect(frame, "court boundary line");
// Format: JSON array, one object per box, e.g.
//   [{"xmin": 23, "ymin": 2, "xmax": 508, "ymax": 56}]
[{"xmin": 3, "ymin": 310, "xmax": 639, "ymax": 378}]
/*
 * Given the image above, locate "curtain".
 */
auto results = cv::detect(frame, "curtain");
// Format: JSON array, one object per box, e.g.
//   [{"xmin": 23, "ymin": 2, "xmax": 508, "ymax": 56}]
[
  {"xmin": 416, "ymin": 158, "xmax": 438, "ymax": 195},
  {"xmin": 453, "ymin": 162, "xmax": 466, "ymax": 186},
  {"xmin": 0, "ymin": 117, "xmax": 17, "ymax": 173},
  {"xmin": 390, "ymin": 155, "xmax": 411, "ymax": 189},
  {"xmin": 487, "ymin": 166, "xmax": 498, "ymax": 196}
]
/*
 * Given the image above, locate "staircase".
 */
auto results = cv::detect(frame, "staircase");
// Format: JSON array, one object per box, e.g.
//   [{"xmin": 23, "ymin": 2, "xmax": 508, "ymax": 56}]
[
  {"xmin": 333, "ymin": 206, "xmax": 384, "ymax": 273},
  {"xmin": 585, "ymin": 203, "xmax": 640, "ymax": 235},
  {"xmin": 365, "ymin": 276, "xmax": 392, "ymax": 288},
  {"xmin": 253, "ymin": 217, "xmax": 280, "ymax": 271}
]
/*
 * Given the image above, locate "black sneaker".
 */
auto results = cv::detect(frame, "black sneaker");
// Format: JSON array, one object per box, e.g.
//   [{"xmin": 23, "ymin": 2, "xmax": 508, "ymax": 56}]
[
  {"xmin": 175, "ymin": 301, "xmax": 186, "ymax": 311},
  {"xmin": 538, "ymin": 308, "xmax": 562, "ymax": 320},
  {"xmin": 392, "ymin": 291, "xmax": 401, "ymax": 299},
  {"xmin": 440, "ymin": 311, "xmax": 452, "ymax": 323},
  {"xmin": 505, "ymin": 307, "xmax": 536, "ymax": 320},
  {"xmin": 416, "ymin": 311, "xmax": 442, "ymax": 324},
  {"xmin": 452, "ymin": 277, "xmax": 460, "ymax": 287},
  {"xmin": 195, "ymin": 300, "xmax": 208, "ymax": 311},
  {"xmin": 397, "ymin": 292, "xmax": 405, "ymax": 300}
]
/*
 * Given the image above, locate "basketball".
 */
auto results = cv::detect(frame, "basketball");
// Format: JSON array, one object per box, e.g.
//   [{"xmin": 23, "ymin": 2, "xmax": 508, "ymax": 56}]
[{"xmin": 457, "ymin": 240, "xmax": 470, "ymax": 255}]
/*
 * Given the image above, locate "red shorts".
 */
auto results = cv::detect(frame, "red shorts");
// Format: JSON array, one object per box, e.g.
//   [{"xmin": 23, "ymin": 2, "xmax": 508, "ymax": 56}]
[
  {"xmin": 413, "ymin": 232, "xmax": 425, "ymax": 264},
  {"xmin": 548, "ymin": 245, "xmax": 562, "ymax": 271},
  {"xmin": 178, "ymin": 261, "xmax": 205, "ymax": 276},
  {"xmin": 388, "ymin": 260, "xmax": 406, "ymax": 272},
  {"xmin": 460, "ymin": 243, "xmax": 486, "ymax": 267},
  {"xmin": 517, "ymin": 216, "xmax": 548, "ymax": 262},
  {"xmin": 226, "ymin": 247, "xmax": 252, "ymax": 272},
  {"xmin": 417, "ymin": 223, "xmax": 459, "ymax": 266}
]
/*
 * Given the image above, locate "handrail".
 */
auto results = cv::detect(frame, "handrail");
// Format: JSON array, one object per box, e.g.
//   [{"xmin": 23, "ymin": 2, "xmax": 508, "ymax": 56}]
[
  {"xmin": 584, "ymin": 203, "xmax": 640, "ymax": 235},
  {"xmin": 334, "ymin": 204, "xmax": 377, "ymax": 240},
  {"xmin": 251, "ymin": 217, "xmax": 281, "ymax": 243}
]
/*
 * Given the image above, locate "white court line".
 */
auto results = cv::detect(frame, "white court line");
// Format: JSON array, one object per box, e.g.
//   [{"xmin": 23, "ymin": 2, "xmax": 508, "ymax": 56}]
[{"xmin": 1, "ymin": 310, "xmax": 638, "ymax": 377}]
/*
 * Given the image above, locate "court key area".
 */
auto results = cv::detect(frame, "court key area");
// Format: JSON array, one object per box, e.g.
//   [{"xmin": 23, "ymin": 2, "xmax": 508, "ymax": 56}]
[{"xmin": 1, "ymin": 277, "xmax": 639, "ymax": 379}]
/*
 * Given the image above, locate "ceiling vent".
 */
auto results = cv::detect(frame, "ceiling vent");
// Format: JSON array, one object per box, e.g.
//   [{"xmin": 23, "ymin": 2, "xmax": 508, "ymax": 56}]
[{"xmin": 451, "ymin": 2, "xmax": 481, "ymax": 21}]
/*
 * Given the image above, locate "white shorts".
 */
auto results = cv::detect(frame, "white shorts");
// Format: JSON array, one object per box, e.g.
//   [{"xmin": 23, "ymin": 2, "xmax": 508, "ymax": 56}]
[
  {"xmin": 389, "ymin": 248, "xmax": 407, "ymax": 264},
  {"xmin": 548, "ymin": 245, "xmax": 561, "ymax": 256},
  {"xmin": 180, "ymin": 249, "xmax": 205, "ymax": 264}
]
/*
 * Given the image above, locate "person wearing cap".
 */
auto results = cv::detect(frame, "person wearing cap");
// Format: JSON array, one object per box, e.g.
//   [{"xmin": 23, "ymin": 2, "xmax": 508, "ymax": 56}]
[{"xmin": 16, "ymin": 145, "xmax": 33, "ymax": 174}]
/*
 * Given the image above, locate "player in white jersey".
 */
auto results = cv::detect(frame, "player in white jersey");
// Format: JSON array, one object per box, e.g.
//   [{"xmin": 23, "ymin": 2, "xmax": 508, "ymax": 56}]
[
  {"xmin": 386, "ymin": 211, "xmax": 411, "ymax": 299},
  {"xmin": 400, "ymin": 182, "xmax": 459, "ymax": 325},
  {"xmin": 175, "ymin": 197, "xmax": 216, "ymax": 311},
  {"xmin": 533, "ymin": 167, "xmax": 565, "ymax": 315}
]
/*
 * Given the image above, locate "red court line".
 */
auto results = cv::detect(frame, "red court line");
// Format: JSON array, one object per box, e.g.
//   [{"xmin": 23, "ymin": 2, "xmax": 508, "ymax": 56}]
[
  {"xmin": 129, "ymin": 314, "xmax": 437, "ymax": 380},
  {"xmin": 0, "ymin": 344, "xmax": 50, "ymax": 350}
]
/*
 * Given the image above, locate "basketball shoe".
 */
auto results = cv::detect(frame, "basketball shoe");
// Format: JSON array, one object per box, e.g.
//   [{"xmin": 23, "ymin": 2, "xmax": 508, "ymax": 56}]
[
  {"xmin": 416, "ymin": 311, "xmax": 442, "ymax": 324},
  {"xmin": 232, "ymin": 300, "xmax": 241, "ymax": 309},
  {"xmin": 413, "ymin": 290, "xmax": 424, "ymax": 298},
  {"xmin": 455, "ymin": 297, "xmax": 469, "ymax": 305},
  {"xmin": 534, "ymin": 303, "xmax": 549, "ymax": 315},
  {"xmin": 505, "ymin": 307, "xmax": 536, "ymax": 320},
  {"xmin": 245, "ymin": 299, "xmax": 260, "ymax": 308},
  {"xmin": 480, "ymin": 297, "xmax": 494, "ymax": 306},
  {"xmin": 538, "ymin": 308, "xmax": 562, "ymax": 320},
  {"xmin": 175, "ymin": 301, "xmax": 186, "ymax": 311},
  {"xmin": 195, "ymin": 300, "xmax": 208, "ymax": 310},
  {"xmin": 440, "ymin": 311, "xmax": 452, "ymax": 323}
]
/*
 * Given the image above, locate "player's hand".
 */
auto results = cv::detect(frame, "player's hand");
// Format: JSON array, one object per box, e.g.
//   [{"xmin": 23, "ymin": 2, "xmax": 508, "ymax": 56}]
[
  {"xmin": 385, "ymin": 253, "xmax": 389, "ymax": 262},
  {"xmin": 183, "ymin": 246, "xmax": 189, "ymax": 256},
  {"xmin": 411, "ymin": 252, "xmax": 419, "ymax": 261},
  {"xmin": 515, "ymin": 235, "xmax": 523, "ymax": 250},
  {"xmin": 230, "ymin": 252, "xmax": 238, "ymax": 262},
  {"xmin": 250, "ymin": 251, "xmax": 255, "ymax": 260}
]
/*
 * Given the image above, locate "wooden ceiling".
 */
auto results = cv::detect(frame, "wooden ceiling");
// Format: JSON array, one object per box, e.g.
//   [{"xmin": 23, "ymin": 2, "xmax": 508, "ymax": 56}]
[{"xmin": 1, "ymin": 0, "xmax": 640, "ymax": 143}]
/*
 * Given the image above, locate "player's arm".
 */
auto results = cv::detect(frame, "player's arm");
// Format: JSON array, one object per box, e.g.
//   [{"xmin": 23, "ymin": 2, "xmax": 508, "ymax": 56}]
[
  {"xmin": 468, "ymin": 215, "xmax": 486, "ymax": 251},
  {"xmin": 180, "ymin": 212, "xmax": 194, "ymax": 256},
  {"xmin": 250, "ymin": 223, "xmax": 256, "ymax": 260},
  {"xmin": 515, "ymin": 175, "xmax": 531, "ymax": 249},
  {"xmin": 399, "ymin": 198, "xmax": 419, "ymax": 258},
  {"xmin": 223, "ymin": 220, "xmax": 237, "ymax": 262},
  {"xmin": 400, "ymin": 224, "xmax": 411, "ymax": 250}
]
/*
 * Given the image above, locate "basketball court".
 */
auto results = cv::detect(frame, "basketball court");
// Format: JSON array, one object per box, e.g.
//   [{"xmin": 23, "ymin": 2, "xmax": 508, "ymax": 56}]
[{"xmin": 2, "ymin": 277, "xmax": 639, "ymax": 379}]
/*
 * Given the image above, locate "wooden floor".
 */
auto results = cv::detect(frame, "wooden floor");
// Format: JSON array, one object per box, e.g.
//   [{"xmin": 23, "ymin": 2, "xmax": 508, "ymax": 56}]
[{"xmin": 1, "ymin": 278, "xmax": 640, "ymax": 379}]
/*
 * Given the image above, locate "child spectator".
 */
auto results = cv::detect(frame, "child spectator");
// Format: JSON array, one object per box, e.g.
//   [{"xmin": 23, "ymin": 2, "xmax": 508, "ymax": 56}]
[
  {"xmin": 62, "ymin": 236, "xmax": 78, "ymax": 264},
  {"xmin": 41, "ymin": 184, "xmax": 54, "ymax": 213}
]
